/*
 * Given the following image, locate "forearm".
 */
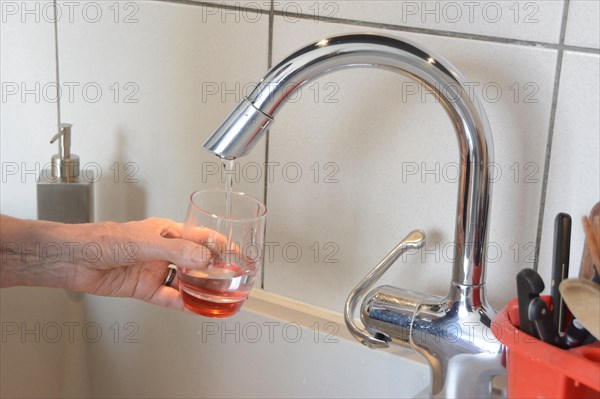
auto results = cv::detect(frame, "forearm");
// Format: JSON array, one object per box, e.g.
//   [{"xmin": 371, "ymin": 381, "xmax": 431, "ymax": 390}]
[{"xmin": 0, "ymin": 215, "xmax": 84, "ymax": 289}]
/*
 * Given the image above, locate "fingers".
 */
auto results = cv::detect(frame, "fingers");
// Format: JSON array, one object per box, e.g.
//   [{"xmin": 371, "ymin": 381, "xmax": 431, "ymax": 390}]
[
  {"xmin": 157, "ymin": 219, "xmax": 184, "ymax": 239},
  {"xmin": 137, "ymin": 217, "xmax": 184, "ymax": 239},
  {"xmin": 133, "ymin": 218, "xmax": 240, "ymax": 269},
  {"xmin": 153, "ymin": 218, "xmax": 239, "ymax": 251},
  {"xmin": 155, "ymin": 220, "xmax": 241, "ymax": 258},
  {"xmin": 126, "ymin": 219, "xmax": 210, "ymax": 267},
  {"xmin": 184, "ymin": 226, "xmax": 242, "ymax": 256},
  {"xmin": 150, "ymin": 238, "xmax": 213, "ymax": 269},
  {"xmin": 146, "ymin": 285, "xmax": 185, "ymax": 311},
  {"xmin": 130, "ymin": 261, "xmax": 183, "ymax": 311}
]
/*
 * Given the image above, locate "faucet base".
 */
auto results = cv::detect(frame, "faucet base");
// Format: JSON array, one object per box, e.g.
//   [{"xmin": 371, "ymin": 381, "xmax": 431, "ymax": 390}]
[
  {"xmin": 434, "ymin": 352, "xmax": 504, "ymax": 399},
  {"xmin": 362, "ymin": 284, "xmax": 505, "ymax": 398}
]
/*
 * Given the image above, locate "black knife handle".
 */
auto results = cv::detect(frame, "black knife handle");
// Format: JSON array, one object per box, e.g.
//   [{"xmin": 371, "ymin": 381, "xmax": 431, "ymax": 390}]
[
  {"xmin": 516, "ymin": 268, "xmax": 545, "ymax": 337},
  {"xmin": 529, "ymin": 297, "xmax": 568, "ymax": 349},
  {"xmin": 551, "ymin": 213, "xmax": 571, "ymax": 333}
]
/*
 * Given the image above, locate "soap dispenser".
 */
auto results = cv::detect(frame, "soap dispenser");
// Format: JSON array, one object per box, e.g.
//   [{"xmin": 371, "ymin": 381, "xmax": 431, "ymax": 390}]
[{"xmin": 37, "ymin": 123, "xmax": 94, "ymax": 223}]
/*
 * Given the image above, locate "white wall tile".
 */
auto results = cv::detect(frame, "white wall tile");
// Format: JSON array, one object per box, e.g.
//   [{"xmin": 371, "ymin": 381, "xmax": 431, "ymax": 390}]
[
  {"xmin": 55, "ymin": 1, "xmax": 269, "ymax": 223},
  {"xmin": 1, "ymin": 1, "xmax": 269, "ymax": 223},
  {"xmin": 538, "ymin": 51, "xmax": 600, "ymax": 286},
  {"xmin": 565, "ymin": 0, "xmax": 600, "ymax": 48},
  {"xmin": 0, "ymin": 0, "xmax": 57, "ymax": 218},
  {"xmin": 274, "ymin": 0, "xmax": 565, "ymax": 43},
  {"xmin": 262, "ymin": 18, "xmax": 557, "ymax": 313}
]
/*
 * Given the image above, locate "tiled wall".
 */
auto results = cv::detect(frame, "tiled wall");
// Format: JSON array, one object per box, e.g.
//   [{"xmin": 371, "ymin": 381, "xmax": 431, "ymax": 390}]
[{"xmin": 1, "ymin": 0, "xmax": 598, "ymax": 397}]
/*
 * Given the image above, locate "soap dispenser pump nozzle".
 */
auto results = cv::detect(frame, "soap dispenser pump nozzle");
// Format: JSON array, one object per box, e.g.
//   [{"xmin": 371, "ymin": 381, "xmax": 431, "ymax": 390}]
[{"xmin": 50, "ymin": 123, "xmax": 79, "ymax": 181}]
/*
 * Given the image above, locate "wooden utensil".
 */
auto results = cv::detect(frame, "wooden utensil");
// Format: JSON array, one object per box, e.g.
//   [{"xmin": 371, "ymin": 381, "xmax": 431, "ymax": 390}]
[
  {"xmin": 579, "ymin": 202, "xmax": 600, "ymax": 280},
  {"xmin": 559, "ymin": 278, "xmax": 600, "ymax": 341}
]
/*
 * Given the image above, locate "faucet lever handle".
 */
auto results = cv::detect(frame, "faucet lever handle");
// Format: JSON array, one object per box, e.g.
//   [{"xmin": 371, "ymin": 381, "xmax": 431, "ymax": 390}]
[{"xmin": 344, "ymin": 230, "xmax": 425, "ymax": 348}]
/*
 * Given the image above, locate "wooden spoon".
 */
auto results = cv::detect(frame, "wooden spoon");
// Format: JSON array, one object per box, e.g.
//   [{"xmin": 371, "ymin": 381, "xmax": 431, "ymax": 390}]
[{"xmin": 559, "ymin": 278, "xmax": 600, "ymax": 341}]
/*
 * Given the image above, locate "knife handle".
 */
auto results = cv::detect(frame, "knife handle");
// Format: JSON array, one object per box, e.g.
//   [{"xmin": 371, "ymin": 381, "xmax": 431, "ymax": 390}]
[
  {"xmin": 529, "ymin": 297, "xmax": 568, "ymax": 349},
  {"xmin": 516, "ymin": 268, "xmax": 545, "ymax": 337},
  {"xmin": 551, "ymin": 213, "xmax": 571, "ymax": 333}
]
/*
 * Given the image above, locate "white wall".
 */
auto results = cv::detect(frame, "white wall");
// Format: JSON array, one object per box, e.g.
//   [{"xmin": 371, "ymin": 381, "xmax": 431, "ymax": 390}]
[{"xmin": 1, "ymin": 0, "xmax": 599, "ymax": 397}]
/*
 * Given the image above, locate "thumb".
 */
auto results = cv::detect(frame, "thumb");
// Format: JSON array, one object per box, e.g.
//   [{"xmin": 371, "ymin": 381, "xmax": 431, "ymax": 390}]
[{"xmin": 154, "ymin": 238, "xmax": 213, "ymax": 269}]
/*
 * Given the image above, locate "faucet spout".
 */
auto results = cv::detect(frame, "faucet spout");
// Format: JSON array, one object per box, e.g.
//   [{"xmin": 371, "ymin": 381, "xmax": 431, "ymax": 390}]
[{"xmin": 204, "ymin": 33, "xmax": 494, "ymax": 290}]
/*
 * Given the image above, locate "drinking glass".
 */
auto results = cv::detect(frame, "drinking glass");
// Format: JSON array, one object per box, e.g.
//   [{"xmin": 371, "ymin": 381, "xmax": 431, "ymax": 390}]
[{"xmin": 177, "ymin": 189, "xmax": 266, "ymax": 317}]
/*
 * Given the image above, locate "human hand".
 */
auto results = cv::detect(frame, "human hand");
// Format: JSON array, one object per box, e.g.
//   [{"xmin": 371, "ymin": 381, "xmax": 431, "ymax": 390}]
[
  {"xmin": 0, "ymin": 216, "xmax": 214, "ymax": 311},
  {"xmin": 72, "ymin": 218, "xmax": 219, "ymax": 310}
]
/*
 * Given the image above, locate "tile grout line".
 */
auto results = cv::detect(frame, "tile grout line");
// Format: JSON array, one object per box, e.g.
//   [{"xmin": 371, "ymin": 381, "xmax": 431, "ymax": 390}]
[
  {"xmin": 156, "ymin": 0, "xmax": 599, "ymax": 54},
  {"xmin": 261, "ymin": 0, "xmax": 275, "ymax": 290},
  {"xmin": 276, "ymin": 11, "xmax": 558, "ymax": 49},
  {"xmin": 533, "ymin": 0, "xmax": 571, "ymax": 272},
  {"xmin": 563, "ymin": 45, "xmax": 600, "ymax": 55},
  {"xmin": 154, "ymin": 0, "xmax": 271, "ymax": 15}
]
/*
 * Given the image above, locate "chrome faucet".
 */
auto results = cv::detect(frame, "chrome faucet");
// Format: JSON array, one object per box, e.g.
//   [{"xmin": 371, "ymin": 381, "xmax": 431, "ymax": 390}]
[{"xmin": 203, "ymin": 33, "xmax": 505, "ymax": 398}]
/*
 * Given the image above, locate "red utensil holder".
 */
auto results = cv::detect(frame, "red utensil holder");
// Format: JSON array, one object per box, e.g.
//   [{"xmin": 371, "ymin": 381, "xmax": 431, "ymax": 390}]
[{"xmin": 493, "ymin": 296, "xmax": 600, "ymax": 398}]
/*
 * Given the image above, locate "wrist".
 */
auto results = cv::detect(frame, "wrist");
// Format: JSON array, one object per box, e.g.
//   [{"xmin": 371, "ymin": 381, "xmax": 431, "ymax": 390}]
[
  {"xmin": 1, "ymin": 216, "xmax": 75, "ymax": 288},
  {"xmin": 0, "ymin": 216, "xmax": 114, "ymax": 289}
]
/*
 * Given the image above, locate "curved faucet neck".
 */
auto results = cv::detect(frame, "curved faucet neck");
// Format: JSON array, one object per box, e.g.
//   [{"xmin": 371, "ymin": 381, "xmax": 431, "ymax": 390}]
[{"xmin": 203, "ymin": 33, "xmax": 494, "ymax": 292}]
